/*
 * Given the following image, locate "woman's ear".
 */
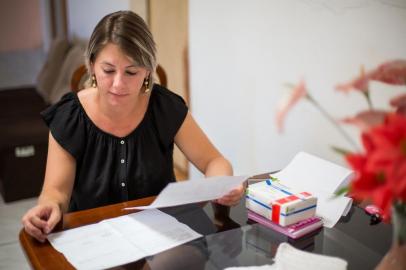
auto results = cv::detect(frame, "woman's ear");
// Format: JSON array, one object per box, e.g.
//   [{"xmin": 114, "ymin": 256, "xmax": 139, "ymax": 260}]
[{"xmin": 90, "ymin": 61, "xmax": 95, "ymax": 75}]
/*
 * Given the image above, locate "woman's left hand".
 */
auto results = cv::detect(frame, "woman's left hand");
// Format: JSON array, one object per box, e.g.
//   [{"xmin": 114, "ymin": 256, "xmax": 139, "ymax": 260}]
[{"xmin": 215, "ymin": 184, "xmax": 246, "ymax": 206}]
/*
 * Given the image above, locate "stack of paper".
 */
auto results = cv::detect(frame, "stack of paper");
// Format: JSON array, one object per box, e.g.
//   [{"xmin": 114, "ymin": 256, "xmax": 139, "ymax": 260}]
[{"xmin": 47, "ymin": 209, "xmax": 202, "ymax": 270}]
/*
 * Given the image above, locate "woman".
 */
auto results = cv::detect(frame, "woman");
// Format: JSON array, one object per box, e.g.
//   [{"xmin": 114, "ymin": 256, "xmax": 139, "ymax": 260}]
[{"xmin": 22, "ymin": 10, "xmax": 244, "ymax": 242}]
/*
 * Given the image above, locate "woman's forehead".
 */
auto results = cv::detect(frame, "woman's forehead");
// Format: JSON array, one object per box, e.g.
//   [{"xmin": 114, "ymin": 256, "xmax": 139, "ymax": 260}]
[{"xmin": 96, "ymin": 43, "xmax": 137, "ymax": 66}]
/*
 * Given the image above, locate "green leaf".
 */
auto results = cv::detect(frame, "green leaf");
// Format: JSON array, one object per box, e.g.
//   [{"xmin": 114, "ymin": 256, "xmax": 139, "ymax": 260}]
[
  {"xmin": 362, "ymin": 90, "xmax": 373, "ymax": 109},
  {"xmin": 335, "ymin": 186, "xmax": 349, "ymax": 197},
  {"xmin": 331, "ymin": 145, "xmax": 352, "ymax": 156},
  {"xmin": 269, "ymin": 175, "xmax": 279, "ymax": 182}
]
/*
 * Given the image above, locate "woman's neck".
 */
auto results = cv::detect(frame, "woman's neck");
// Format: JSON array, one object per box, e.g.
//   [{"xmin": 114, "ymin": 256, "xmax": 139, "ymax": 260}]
[
  {"xmin": 96, "ymin": 92, "xmax": 149, "ymax": 122},
  {"xmin": 77, "ymin": 88, "xmax": 150, "ymax": 137}
]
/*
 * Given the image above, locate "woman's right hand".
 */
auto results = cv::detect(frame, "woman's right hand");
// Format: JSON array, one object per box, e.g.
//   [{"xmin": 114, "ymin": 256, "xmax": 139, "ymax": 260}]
[{"xmin": 21, "ymin": 202, "xmax": 61, "ymax": 242}]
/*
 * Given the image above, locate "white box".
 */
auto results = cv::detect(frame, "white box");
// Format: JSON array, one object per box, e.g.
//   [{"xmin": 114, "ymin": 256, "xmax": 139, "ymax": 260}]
[{"xmin": 246, "ymin": 178, "xmax": 317, "ymax": 226}]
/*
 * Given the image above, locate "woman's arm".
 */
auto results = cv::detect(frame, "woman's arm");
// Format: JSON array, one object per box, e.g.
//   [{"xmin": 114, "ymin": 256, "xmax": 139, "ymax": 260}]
[
  {"xmin": 174, "ymin": 112, "xmax": 244, "ymax": 206},
  {"xmin": 21, "ymin": 132, "xmax": 76, "ymax": 241},
  {"xmin": 39, "ymin": 132, "xmax": 76, "ymax": 212},
  {"xmin": 174, "ymin": 112, "xmax": 232, "ymax": 176}
]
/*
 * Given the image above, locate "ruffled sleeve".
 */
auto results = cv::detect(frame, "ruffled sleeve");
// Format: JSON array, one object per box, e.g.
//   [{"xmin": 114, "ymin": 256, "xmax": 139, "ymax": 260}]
[
  {"xmin": 40, "ymin": 92, "xmax": 85, "ymax": 160},
  {"xmin": 150, "ymin": 85, "xmax": 188, "ymax": 147}
]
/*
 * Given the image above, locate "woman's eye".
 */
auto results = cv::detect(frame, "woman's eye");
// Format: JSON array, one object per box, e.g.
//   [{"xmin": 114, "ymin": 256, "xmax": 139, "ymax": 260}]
[
  {"xmin": 103, "ymin": 69, "xmax": 115, "ymax": 74},
  {"xmin": 126, "ymin": 71, "xmax": 137, "ymax": 76}
]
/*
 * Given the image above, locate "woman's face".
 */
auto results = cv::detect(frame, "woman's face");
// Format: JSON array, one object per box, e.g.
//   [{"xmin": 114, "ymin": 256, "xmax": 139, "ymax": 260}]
[{"xmin": 92, "ymin": 42, "xmax": 149, "ymax": 106}]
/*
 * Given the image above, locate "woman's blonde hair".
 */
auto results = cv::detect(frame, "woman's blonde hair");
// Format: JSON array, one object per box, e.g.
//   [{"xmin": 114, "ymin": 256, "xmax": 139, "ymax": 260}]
[{"xmin": 85, "ymin": 10, "xmax": 157, "ymax": 89}]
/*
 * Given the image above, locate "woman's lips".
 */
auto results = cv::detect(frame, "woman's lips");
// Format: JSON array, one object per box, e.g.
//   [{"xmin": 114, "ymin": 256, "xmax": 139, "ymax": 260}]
[{"xmin": 108, "ymin": 91, "xmax": 129, "ymax": 97}]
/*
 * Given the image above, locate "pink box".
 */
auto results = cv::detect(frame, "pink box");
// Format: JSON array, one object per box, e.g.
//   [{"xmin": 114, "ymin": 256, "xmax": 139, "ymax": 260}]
[{"xmin": 248, "ymin": 210, "xmax": 323, "ymax": 239}]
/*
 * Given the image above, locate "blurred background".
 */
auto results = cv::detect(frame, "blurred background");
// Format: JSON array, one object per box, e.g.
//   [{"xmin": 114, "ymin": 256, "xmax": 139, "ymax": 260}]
[{"xmin": 188, "ymin": 0, "xmax": 406, "ymax": 178}]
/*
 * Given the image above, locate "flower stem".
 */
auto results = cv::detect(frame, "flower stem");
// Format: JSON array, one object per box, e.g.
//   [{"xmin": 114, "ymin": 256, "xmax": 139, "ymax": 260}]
[
  {"xmin": 393, "ymin": 201, "xmax": 406, "ymax": 245},
  {"xmin": 306, "ymin": 94, "xmax": 359, "ymax": 151},
  {"xmin": 362, "ymin": 91, "xmax": 373, "ymax": 110}
]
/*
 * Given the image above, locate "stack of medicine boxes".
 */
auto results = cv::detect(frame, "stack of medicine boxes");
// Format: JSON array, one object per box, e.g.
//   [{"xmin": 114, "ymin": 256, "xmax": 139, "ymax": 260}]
[{"xmin": 246, "ymin": 177, "xmax": 318, "ymax": 228}]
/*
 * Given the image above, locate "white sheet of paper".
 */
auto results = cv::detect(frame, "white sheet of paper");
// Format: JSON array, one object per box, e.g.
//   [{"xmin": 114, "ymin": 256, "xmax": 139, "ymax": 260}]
[
  {"xmin": 273, "ymin": 242, "xmax": 347, "ymax": 270},
  {"xmin": 224, "ymin": 243, "xmax": 347, "ymax": 270},
  {"xmin": 271, "ymin": 152, "xmax": 354, "ymax": 228},
  {"xmin": 103, "ymin": 209, "xmax": 202, "ymax": 255},
  {"xmin": 225, "ymin": 265, "xmax": 274, "ymax": 270},
  {"xmin": 47, "ymin": 209, "xmax": 202, "ymax": 270},
  {"xmin": 125, "ymin": 175, "xmax": 248, "ymax": 210},
  {"xmin": 314, "ymin": 194, "xmax": 353, "ymax": 228}
]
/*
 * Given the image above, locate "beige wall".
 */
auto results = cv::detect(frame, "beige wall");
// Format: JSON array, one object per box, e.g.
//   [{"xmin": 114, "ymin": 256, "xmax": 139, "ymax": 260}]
[
  {"xmin": 130, "ymin": 0, "xmax": 148, "ymax": 22},
  {"xmin": 149, "ymin": 0, "xmax": 189, "ymax": 101},
  {"xmin": 149, "ymin": 0, "xmax": 189, "ymax": 176},
  {"xmin": 0, "ymin": 0, "xmax": 43, "ymax": 52}
]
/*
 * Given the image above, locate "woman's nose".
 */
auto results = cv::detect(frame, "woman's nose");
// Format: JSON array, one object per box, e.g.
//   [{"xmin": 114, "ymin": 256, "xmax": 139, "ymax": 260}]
[{"xmin": 112, "ymin": 74, "xmax": 125, "ymax": 88}]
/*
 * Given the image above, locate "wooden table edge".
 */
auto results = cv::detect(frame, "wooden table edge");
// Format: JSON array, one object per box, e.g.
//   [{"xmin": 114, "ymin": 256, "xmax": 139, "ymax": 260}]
[{"xmin": 19, "ymin": 196, "xmax": 156, "ymax": 270}]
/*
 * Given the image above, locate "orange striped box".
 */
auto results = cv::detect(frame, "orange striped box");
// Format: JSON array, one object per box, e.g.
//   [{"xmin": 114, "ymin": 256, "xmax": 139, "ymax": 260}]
[{"xmin": 245, "ymin": 179, "xmax": 317, "ymax": 226}]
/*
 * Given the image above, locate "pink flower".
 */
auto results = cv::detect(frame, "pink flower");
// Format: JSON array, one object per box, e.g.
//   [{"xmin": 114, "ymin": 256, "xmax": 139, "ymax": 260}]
[
  {"xmin": 275, "ymin": 79, "xmax": 307, "ymax": 133},
  {"xmin": 390, "ymin": 93, "xmax": 406, "ymax": 116},
  {"xmin": 336, "ymin": 66, "xmax": 368, "ymax": 92},
  {"xmin": 336, "ymin": 60, "xmax": 406, "ymax": 93},
  {"xmin": 340, "ymin": 110, "xmax": 387, "ymax": 131}
]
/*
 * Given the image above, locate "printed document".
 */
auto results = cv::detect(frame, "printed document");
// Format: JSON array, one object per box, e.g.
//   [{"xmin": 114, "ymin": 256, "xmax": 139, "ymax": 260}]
[
  {"xmin": 125, "ymin": 175, "xmax": 248, "ymax": 210},
  {"xmin": 47, "ymin": 209, "xmax": 202, "ymax": 270},
  {"xmin": 271, "ymin": 152, "xmax": 354, "ymax": 228}
]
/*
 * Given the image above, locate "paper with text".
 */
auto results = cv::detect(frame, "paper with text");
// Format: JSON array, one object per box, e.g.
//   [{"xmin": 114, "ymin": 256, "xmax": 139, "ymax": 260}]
[
  {"xmin": 47, "ymin": 209, "xmax": 202, "ymax": 270},
  {"xmin": 125, "ymin": 175, "xmax": 248, "ymax": 210},
  {"xmin": 271, "ymin": 152, "xmax": 354, "ymax": 228}
]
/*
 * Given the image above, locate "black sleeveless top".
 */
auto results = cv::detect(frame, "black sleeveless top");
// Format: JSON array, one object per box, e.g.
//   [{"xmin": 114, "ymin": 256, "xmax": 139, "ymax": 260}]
[{"xmin": 41, "ymin": 85, "xmax": 188, "ymax": 212}]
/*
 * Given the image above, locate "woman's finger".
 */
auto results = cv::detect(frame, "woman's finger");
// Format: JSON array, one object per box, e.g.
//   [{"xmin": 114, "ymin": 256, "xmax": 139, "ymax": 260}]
[
  {"xmin": 30, "ymin": 215, "xmax": 48, "ymax": 230},
  {"xmin": 24, "ymin": 221, "xmax": 46, "ymax": 242},
  {"xmin": 45, "ymin": 207, "xmax": 61, "ymax": 234},
  {"xmin": 218, "ymin": 196, "xmax": 241, "ymax": 206},
  {"xmin": 223, "ymin": 187, "xmax": 245, "ymax": 200},
  {"xmin": 215, "ymin": 184, "xmax": 246, "ymax": 206}
]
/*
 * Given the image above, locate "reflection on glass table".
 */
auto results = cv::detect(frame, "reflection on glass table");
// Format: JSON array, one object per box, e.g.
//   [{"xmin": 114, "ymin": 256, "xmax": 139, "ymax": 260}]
[{"xmin": 124, "ymin": 199, "xmax": 391, "ymax": 270}]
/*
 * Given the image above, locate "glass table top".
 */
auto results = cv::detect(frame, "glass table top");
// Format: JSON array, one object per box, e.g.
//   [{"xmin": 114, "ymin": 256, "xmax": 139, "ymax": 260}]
[{"xmin": 113, "ymin": 199, "xmax": 392, "ymax": 270}]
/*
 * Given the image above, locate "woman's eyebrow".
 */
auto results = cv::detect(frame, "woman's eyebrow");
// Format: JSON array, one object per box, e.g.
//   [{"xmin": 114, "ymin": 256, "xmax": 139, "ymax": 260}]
[
  {"xmin": 125, "ymin": 64, "xmax": 137, "ymax": 68},
  {"xmin": 100, "ymin": 61, "xmax": 137, "ymax": 69},
  {"xmin": 101, "ymin": 61, "xmax": 114, "ymax": 66}
]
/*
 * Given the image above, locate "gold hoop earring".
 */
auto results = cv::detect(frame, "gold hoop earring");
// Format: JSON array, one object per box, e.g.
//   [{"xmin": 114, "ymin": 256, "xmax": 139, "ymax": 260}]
[
  {"xmin": 143, "ymin": 77, "xmax": 150, "ymax": 93},
  {"xmin": 91, "ymin": 75, "xmax": 97, "ymax": 88}
]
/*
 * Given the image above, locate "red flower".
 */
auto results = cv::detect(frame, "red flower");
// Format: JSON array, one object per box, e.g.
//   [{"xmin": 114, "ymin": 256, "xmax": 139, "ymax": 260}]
[{"xmin": 347, "ymin": 114, "xmax": 406, "ymax": 220}]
